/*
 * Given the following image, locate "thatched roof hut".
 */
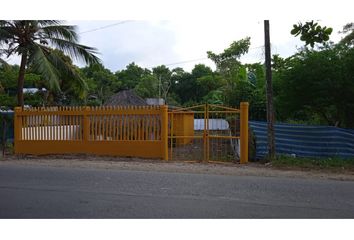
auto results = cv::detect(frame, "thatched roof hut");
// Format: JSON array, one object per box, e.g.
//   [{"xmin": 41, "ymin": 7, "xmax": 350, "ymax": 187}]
[{"xmin": 104, "ymin": 89, "xmax": 147, "ymax": 106}]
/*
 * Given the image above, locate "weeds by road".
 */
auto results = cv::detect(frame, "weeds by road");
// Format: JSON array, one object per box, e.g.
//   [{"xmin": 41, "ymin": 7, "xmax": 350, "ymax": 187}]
[{"xmin": 272, "ymin": 155, "xmax": 354, "ymax": 172}]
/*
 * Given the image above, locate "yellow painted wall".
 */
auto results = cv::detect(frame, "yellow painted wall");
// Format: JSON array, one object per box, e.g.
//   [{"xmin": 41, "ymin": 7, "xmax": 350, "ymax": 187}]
[{"xmin": 172, "ymin": 112, "xmax": 194, "ymax": 146}]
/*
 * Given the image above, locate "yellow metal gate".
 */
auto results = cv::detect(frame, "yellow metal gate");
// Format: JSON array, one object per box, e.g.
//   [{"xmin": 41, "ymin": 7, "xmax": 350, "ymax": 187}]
[{"xmin": 168, "ymin": 102, "xmax": 248, "ymax": 163}]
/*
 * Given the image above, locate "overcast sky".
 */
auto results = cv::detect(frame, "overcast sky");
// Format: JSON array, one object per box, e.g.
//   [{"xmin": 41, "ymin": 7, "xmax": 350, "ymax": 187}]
[
  {"xmin": 69, "ymin": 19, "xmax": 349, "ymax": 72},
  {"xmin": 3, "ymin": 1, "xmax": 353, "ymax": 73}
]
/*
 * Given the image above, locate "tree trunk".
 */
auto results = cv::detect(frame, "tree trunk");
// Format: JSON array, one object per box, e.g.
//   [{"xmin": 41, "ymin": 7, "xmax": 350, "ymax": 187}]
[
  {"xmin": 17, "ymin": 51, "xmax": 28, "ymax": 107},
  {"xmin": 264, "ymin": 20, "xmax": 276, "ymax": 161}
]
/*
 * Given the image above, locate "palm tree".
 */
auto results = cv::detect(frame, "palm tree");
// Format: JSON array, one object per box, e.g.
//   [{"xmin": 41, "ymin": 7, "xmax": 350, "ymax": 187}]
[{"xmin": 0, "ymin": 20, "xmax": 100, "ymax": 107}]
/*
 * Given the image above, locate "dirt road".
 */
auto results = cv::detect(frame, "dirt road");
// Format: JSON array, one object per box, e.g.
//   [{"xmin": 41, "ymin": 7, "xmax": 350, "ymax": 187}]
[{"xmin": 1, "ymin": 154, "xmax": 354, "ymax": 181}]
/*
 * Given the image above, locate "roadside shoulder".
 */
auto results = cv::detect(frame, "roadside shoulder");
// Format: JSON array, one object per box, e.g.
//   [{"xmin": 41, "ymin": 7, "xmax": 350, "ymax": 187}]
[{"xmin": 1, "ymin": 156, "xmax": 354, "ymax": 181}]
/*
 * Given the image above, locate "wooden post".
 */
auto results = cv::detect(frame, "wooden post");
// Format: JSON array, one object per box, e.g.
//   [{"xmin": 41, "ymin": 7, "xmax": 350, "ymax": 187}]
[
  {"xmin": 240, "ymin": 102, "xmax": 249, "ymax": 164},
  {"xmin": 264, "ymin": 20, "xmax": 276, "ymax": 161},
  {"xmin": 161, "ymin": 105, "xmax": 168, "ymax": 160}
]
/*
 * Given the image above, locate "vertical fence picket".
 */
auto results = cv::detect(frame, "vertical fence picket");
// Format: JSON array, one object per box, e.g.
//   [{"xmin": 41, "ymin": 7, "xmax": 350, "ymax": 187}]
[
  {"xmin": 138, "ymin": 111, "xmax": 141, "ymax": 140},
  {"xmin": 35, "ymin": 113, "xmax": 38, "ymax": 140}
]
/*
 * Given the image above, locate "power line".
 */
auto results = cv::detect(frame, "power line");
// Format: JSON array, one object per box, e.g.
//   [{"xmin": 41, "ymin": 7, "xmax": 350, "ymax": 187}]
[
  {"xmin": 77, "ymin": 21, "xmax": 266, "ymax": 68},
  {"xmin": 147, "ymin": 57, "xmax": 210, "ymax": 69},
  {"xmin": 76, "ymin": 21, "xmax": 266, "ymax": 68},
  {"xmin": 146, "ymin": 45, "xmax": 265, "ymax": 69},
  {"xmin": 79, "ymin": 21, "xmax": 133, "ymax": 34}
]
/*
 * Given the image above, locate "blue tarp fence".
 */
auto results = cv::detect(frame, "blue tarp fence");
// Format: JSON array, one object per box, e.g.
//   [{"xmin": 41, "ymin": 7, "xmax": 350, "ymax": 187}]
[{"xmin": 249, "ymin": 121, "xmax": 354, "ymax": 159}]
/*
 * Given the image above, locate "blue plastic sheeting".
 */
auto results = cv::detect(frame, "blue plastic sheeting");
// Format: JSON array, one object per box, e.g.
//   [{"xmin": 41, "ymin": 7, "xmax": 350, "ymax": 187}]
[{"xmin": 249, "ymin": 121, "xmax": 354, "ymax": 159}]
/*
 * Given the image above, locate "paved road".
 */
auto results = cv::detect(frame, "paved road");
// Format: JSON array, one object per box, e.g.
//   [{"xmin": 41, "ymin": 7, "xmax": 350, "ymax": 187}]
[{"xmin": 0, "ymin": 164, "xmax": 354, "ymax": 218}]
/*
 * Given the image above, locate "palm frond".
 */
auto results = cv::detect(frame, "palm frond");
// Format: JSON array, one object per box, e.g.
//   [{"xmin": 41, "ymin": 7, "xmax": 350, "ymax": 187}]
[
  {"xmin": 0, "ymin": 21, "xmax": 15, "ymax": 27},
  {"xmin": 46, "ymin": 49, "xmax": 88, "ymax": 95},
  {"xmin": 12, "ymin": 21, "xmax": 26, "ymax": 29},
  {"xmin": 47, "ymin": 38, "xmax": 100, "ymax": 65},
  {"xmin": 37, "ymin": 20, "xmax": 62, "ymax": 27},
  {"xmin": 41, "ymin": 25, "xmax": 78, "ymax": 42},
  {"xmin": 29, "ymin": 45, "xmax": 61, "ymax": 91},
  {"xmin": 0, "ymin": 26, "xmax": 18, "ymax": 42}
]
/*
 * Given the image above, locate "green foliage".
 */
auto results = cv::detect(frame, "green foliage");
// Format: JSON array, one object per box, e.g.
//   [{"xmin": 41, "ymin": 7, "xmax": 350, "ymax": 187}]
[
  {"xmin": 273, "ymin": 155, "xmax": 354, "ymax": 170},
  {"xmin": 152, "ymin": 65, "xmax": 174, "ymax": 103},
  {"xmin": 197, "ymin": 75, "xmax": 224, "ymax": 99},
  {"xmin": 202, "ymin": 90, "xmax": 224, "ymax": 104},
  {"xmin": 207, "ymin": 37, "xmax": 251, "ymax": 83},
  {"xmin": 339, "ymin": 22, "xmax": 354, "ymax": 46},
  {"xmin": 225, "ymin": 79, "xmax": 253, "ymax": 107},
  {"xmin": 81, "ymin": 63, "xmax": 121, "ymax": 105},
  {"xmin": 170, "ymin": 64, "xmax": 225, "ymax": 105},
  {"xmin": 291, "ymin": 21, "xmax": 333, "ymax": 47},
  {"xmin": 24, "ymin": 73, "xmax": 41, "ymax": 88},
  {"xmin": 207, "ymin": 37, "xmax": 251, "ymax": 67},
  {"xmin": 206, "ymin": 39, "xmax": 266, "ymax": 119},
  {"xmin": 135, "ymin": 74, "xmax": 159, "ymax": 98},
  {"xmin": 275, "ymin": 44, "xmax": 354, "ymax": 128},
  {"xmin": 0, "ymin": 93, "xmax": 15, "ymax": 108},
  {"xmin": 116, "ymin": 62, "xmax": 150, "ymax": 90},
  {"xmin": 191, "ymin": 64, "xmax": 213, "ymax": 78},
  {"xmin": 24, "ymin": 92, "xmax": 44, "ymax": 107},
  {"xmin": 170, "ymin": 71, "xmax": 195, "ymax": 104}
]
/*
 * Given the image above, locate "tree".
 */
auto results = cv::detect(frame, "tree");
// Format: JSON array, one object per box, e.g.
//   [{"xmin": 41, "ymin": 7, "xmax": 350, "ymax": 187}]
[
  {"xmin": 169, "ymin": 64, "xmax": 219, "ymax": 105},
  {"xmin": 196, "ymin": 75, "xmax": 224, "ymax": 100},
  {"xmin": 152, "ymin": 65, "xmax": 173, "ymax": 104},
  {"xmin": 0, "ymin": 64, "xmax": 19, "ymax": 96},
  {"xmin": 0, "ymin": 20, "xmax": 100, "ymax": 106},
  {"xmin": 207, "ymin": 38, "xmax": 260, "ymax": 109},
  {"xmin": 207, "ymin": 37, "xmax": 251, "ymax": 88},
  {"xmin": 291, "ymin": 20, "xmax": 333, "ymax": 47},
  {"xmin": 134, "ymin": 74, "xmax": 159, "ymax": 99},
  {"xmin": 339, "ymin": 22, "xmax": 354, "ymax": 46},
  {"xmin": 81, "ymin": 63, "xmax": 121, "ymax": 105},
  {"xmin": 170, "ymin": 70, "xmax": 194, "ymax": 105},
  {"xmin": 276, "ymin": 44, "xmax": 354, "ymax": 128},
  {"xmin": 116, "ymin": 62, "xmax": 150, "ymax": 90}
]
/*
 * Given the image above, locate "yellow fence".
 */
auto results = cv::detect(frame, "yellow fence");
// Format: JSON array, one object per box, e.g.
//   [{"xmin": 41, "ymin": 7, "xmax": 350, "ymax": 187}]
[
  {"xmin": 14, "ymin": 105, "xmax": 168, "ymax": 159},
  {"xmin": 169, "ymin": 103, "xmax": 249, "ymax": 163},
  {"xmin": 14, "ymin": 103, "xmax": 248, "ymax": 163}
]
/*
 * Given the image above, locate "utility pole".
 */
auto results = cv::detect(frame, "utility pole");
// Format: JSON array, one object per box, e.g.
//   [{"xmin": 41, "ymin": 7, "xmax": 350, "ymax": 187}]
[{"xmin": 264, "ymin": 20, "xmax": 276, "ymax": 161}]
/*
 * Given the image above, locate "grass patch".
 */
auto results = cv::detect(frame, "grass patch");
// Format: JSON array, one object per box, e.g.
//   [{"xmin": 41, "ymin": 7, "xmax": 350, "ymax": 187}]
[{"xmin": 272, "ymin": 155, "xmax": 354, "ymax": 170}]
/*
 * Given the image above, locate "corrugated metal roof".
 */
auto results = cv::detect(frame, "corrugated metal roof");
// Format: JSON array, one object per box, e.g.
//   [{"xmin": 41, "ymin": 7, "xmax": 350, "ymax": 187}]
[{"xmin": 194, "ymin": 119, "xmax": 229, "ymax": 130}]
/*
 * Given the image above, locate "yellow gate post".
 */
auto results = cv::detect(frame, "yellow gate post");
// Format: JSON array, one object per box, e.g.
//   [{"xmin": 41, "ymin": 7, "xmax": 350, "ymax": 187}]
[
  {"xmin": 240, "ymin": 102, "xmax": 249, "ymax": 164},
  {"xmin": 161, "ymin": 105, "xmax": 168, "ymax": 160}
]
